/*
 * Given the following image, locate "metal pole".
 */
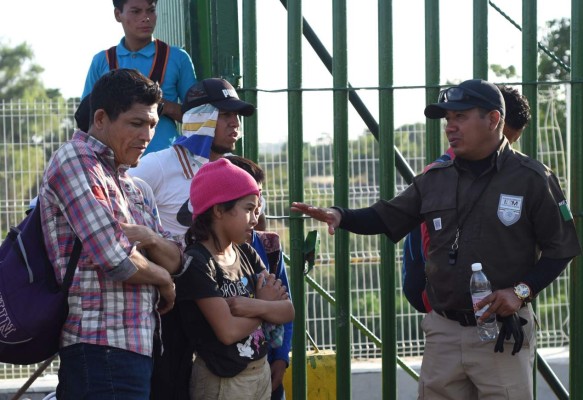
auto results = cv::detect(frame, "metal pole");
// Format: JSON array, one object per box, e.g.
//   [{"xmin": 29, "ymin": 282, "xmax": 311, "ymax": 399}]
[
  {"xmin": 241, "ymin": 0, "xmax": 259, "ymax": 162},
  {"xmin": 521, "ymin": 1, "xmax": 539, "ymax": 397},
  {"xmin": 278, "ymin": 0, "xmax": 415, "ymax": 185},
  {"xmin": 379, "ymin": 2, "xmax": 397, "ymax": 399},
  {"xmin": 425, "ymin": 0, "xmax": 441, "ymax": 165},
  {"xmin": 473, "ymin": 0, "xmax": 489, "ymax": 79},
  {"xmin": 522, "ymin": 0, "xmax": 538, "ymax": 159},
  {"xmin": 570, "ymin": 0, "xmax": 583, "ymax": 398},
  {"xmin": 287, "ymin": 0, "xmax": 307, "ymax": 399},
  {"xmin": 332, "ymin": 1, "xmax": 351, "ymax": 398}
]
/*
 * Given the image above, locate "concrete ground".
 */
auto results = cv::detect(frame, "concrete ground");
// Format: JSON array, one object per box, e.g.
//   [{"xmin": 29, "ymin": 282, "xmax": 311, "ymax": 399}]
[{"xmin": 352, "ymin": 347, "xmax": 569, "ymax": 399}]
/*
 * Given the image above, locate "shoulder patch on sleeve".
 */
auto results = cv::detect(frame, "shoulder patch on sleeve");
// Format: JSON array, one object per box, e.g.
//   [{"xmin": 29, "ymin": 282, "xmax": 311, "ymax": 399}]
[{"xmin": 559, "ymin": 200, "xmax": 574, "ymax": 221}]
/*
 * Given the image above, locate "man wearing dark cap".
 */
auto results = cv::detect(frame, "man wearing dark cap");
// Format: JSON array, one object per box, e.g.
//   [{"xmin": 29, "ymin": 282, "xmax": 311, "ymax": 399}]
[
  {"xmin": 128, "ymin": 78, "xmax": 255, "ymax": 245},
  {"xmin": 291, "ymin": 79, "xmax": 580, "ymax": 399},
  {"xmin": 402, "ymin": 84, "xmax": 532, "ymax": 314}
]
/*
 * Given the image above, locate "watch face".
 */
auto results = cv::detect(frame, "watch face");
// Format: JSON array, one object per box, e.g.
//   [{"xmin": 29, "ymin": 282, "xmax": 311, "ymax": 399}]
[{"xmin": 515, "ymin": 284, "xmax": 530, "ymax": 299}]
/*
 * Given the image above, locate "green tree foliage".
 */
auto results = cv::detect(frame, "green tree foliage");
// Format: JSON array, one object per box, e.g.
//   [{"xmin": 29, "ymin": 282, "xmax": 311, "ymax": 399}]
[
  {"xmin": 0, "ymin": 41, "xmax": 69, "ymax": 233},
  {"xmin": 490, "ymin": 64, "xmax": 517, "ymax": 79},
  {"xmin": 490, "ymin": 18, "xmax": 570, "ymax": 83},
  {"xmin": 537, "ymin": 18, "xmax": 570, "ymax": 163},
  {"xmin": 0, "ymin": 41, "xmax": 51, "ymax": 101},
  {"xmin": 538, "ymin": 18, "xmax": 570, "ymax": 82}
]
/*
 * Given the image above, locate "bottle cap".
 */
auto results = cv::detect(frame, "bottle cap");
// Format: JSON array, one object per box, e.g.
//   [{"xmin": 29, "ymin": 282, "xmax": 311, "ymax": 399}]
[{"xmin": 471, "ymin": 263, "xmax": 482, "ymax": 272}]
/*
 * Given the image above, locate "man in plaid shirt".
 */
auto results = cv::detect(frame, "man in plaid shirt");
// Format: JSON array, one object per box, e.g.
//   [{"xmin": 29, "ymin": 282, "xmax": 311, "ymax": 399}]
[{"xmin": 39, "ymin": 69, "xmax": 182, "ymax": 400}]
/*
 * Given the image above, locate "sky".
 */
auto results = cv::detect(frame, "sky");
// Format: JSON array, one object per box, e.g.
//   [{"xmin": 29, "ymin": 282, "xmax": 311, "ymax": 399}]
[{"xmin": 0, "ymin": 0, "xmax": 572, "ymax": 143}]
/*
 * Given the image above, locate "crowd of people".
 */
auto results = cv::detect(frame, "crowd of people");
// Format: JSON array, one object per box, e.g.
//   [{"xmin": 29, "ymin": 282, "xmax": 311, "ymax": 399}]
[{"xmin": 34, "ymin": 0, "xmax": 579, "ymax": 399}]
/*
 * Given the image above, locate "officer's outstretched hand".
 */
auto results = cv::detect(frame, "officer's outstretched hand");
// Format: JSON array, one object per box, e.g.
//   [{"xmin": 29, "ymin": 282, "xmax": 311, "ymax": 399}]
[
  {"xmin": 290, "ymin": 202, "xmax": 341, "ymax": 235},
  {"xmin": 494, "ymin": 313, "xmax": 527, "ymax": 355}
]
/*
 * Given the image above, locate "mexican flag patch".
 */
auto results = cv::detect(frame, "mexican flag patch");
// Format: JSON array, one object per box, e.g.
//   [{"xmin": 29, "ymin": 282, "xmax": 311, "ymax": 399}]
[{"xmin": 559, "ymin": 200, "xmax": 573, "ymax": 221}]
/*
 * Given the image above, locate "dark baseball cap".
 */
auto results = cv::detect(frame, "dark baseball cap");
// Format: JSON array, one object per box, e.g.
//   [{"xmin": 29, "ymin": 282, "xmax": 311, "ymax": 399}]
[
  {"xmin": 75, "ymin": 95, "xmax": 91, "ymax": 132},
  {"xmin": 182, "ymin": 78, "xmax": 256, "ymax": 116},
  {"xmin": 424, "ymin": 79, "xmax": 505, "ymax": 119}
]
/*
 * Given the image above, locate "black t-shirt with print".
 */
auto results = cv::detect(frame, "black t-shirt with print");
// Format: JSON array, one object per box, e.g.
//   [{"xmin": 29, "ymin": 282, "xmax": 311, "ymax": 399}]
[{"xmin": 175, "ymin": 241, "xmax": 268, "ymax": 378}]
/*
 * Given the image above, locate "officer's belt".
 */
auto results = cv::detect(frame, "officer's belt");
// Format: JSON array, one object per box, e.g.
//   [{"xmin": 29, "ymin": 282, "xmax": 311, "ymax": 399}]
[
  {"xmin": 436, "ymin": 310, "xmax": 477, "ymax": 326},
  {"xmin": 437, "ymin": 306, "xmax": 526, "ymax": 327}
]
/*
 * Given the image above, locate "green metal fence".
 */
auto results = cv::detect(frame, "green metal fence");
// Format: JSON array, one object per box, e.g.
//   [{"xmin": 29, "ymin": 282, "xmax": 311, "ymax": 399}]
[
  {"xmin": 0, "ymin": 1, "xmax": 581, "ymax": 399},
  {"xmin": 0, "ymin": 84, "xmax": 573, "ymax": 391}
]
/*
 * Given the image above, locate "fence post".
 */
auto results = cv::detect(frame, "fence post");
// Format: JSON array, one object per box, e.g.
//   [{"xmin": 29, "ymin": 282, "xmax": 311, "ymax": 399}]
[{"xmin": 569, "ymin": 0, "xmax": 583, "ymax": 398}]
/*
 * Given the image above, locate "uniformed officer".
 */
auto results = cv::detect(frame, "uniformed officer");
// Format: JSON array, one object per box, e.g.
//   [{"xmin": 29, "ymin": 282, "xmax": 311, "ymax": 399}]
[{"xmin": 291, "ymin": 79, "xmax": 581, "ymax": 400}]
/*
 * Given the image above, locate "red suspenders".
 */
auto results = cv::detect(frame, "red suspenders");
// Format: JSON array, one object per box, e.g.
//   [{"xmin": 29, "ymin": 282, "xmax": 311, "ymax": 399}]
[{"xmin": 105, "ymin": 39, "xmax": 170, "ymax": 84}]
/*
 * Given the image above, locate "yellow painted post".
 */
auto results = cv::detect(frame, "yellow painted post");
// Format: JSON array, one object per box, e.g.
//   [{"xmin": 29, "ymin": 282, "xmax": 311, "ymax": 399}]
[{"xmin": 283, "ymin": 350, "xmax": 337, "ymax": 400}]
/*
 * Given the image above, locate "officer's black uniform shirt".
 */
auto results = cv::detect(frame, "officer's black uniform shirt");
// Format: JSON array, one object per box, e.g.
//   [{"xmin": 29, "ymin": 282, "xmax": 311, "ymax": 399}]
[{"xmin": 367, "ymin": 139, "xmax": 581, "ymax": 311}]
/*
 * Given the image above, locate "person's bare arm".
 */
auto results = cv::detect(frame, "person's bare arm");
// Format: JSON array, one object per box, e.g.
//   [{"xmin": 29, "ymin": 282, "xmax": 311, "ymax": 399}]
[
  {"xmin": 270, "ymin": 360, "xmax": 287, "ymax": 392},
  {"xmin": 121, "ymin": 222, "xmax": 182, "ymax": 274},
  {"xmin": 160, "ymin": 100, "xmax": 183, "ymax": 123},
  {"xmin": 226, "ymin": 274, "xmax": 295, "ymax": 324},
  {"xmin": 226, "ymin": 297, "xmax": 294, "ymax": 324},
  {"xmin": 290, "ymin": 202, "xmax": 341, "ymax": 235},
  {"xmin": 124, "ymin": 250, "xmax": 176, "ymax": 314},
  {"xmin": 196, "ymin": 297, "xmax": 262, "ymax": 345}
]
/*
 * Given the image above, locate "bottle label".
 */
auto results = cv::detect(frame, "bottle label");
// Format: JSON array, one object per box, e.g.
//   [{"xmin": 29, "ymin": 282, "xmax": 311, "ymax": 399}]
[{"xmin": 471, "ymin": 292, "xmax": 491, "ymax": 317}]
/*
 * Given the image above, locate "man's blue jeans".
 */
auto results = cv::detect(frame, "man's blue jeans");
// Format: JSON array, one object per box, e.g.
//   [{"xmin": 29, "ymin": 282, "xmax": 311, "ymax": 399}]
[{"xmin": 56, "ymin": 343, "xmax": 153, "ymax": 400}]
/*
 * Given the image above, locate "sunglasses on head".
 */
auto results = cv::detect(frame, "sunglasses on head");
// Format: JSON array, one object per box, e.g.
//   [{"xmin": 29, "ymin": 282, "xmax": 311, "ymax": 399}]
[{"xmin": 437, "ymin": 86, "xmax": 493, "ymax": 105}]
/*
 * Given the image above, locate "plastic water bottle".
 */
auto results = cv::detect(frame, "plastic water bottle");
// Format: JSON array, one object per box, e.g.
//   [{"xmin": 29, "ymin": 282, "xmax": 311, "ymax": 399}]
[{"xmin": 470, "ymin": 263, "xmax": 498, "ymax": 340}]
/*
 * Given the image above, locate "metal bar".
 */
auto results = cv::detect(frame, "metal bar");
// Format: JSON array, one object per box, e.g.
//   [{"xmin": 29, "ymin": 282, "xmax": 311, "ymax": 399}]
[
  {"xmin": 189, "ymin": 0, "xmax": 213, "ymax": 79},
  {"xmin": 488, "ymin": 0, "xmax": 571, "ymax": 73},
  {"xmin": 379, "ymin": 1, "xmax": 397, "ymax": 399},
  {"xmin": 521, "ymin": 1, "xmax": 539, "ymax": 398},
  {"xmin": 277, "ymin": 0, "xmax": 416, "ymax": 185},
  {"xmin": 570, "ymin": 0, "xmax": 583, "ymax": 398},
  {"xmin": 332, "ymin": 0, "xmax": 351, "ymax": 398},
  {"xmin": 473, "ymin": 0, "xmax": 489, "ymax": 79},
  {"xmin": 287, "ymin": 0, "xmax": 307, "ymax": 398},
  {"xmin": 522, "ymin": 0, "xmax": 538, "ymax": 159},
  {"xmin": 11, "ymin": 355, "xmax": 57, "ymax": 400},
  {"xmin": 305, "ymin": 274, "xmax": 420, "ymax": 381},
  {"xmin": 536, "ymin": 352, "xmax": 569, "ymax": 400},
  {"xmin": 424, "ymin": 0, "xmax": 441, "ymax": 167},
  {"xmin": 241, "ymin": 0, "xmax": 259, "ymax": 161}
]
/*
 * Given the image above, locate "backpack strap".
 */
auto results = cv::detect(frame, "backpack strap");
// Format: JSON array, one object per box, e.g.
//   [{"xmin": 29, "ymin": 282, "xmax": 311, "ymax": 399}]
[
  {"xmin": 61, "ymin": 238, "xmax": 82, "ymax": 295},
  {"xmin": 149, "ymin": 39, "xmax": 170, "ymax": 85},
  {"xmin": 255, "ymin": 231, "xmax": 282, "ymax": 275},
  {"xmin": 238, "ymin": 243, "xmax": 264, "ymax": 275},
  {"xmin": 106, "ymin": 46, "xmax": 118, "ymax": 70},
  {"xmin": 105, "ymin": 39, "xmax": 169, "ymax": 84}
]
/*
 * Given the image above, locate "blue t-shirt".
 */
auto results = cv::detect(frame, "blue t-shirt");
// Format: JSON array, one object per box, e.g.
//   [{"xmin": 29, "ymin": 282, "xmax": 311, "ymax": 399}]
[{"xmin": 82, "ymin": 38, "xmax": 197, "ymax": 154}]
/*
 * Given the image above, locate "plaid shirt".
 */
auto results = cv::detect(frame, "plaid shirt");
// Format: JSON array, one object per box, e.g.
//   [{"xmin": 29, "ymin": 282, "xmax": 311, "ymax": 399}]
[{"xmin": 40, "ymin": 131, "xmax": 176, "ymax": 357}]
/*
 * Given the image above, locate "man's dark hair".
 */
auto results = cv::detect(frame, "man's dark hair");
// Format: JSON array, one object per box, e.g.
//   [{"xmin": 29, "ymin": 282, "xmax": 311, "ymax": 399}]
[
  {"xmin": 499, "ymin": 86, "xmax": 531, "ymax": 131},
  {"xmin": 113, "ymin": 0, "xmax": 156, "ymax": 11},
  {"xmin": 224, "ymin": 155, "xmax": 265, "ymax": 185},
  {"xmin": 90, "ymin": 69, "xmax": 162, "ymax": 123}
]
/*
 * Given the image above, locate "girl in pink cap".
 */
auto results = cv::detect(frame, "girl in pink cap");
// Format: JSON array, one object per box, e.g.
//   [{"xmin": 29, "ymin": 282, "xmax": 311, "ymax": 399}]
[{"xmin": 170, "ymin": 158, "xmax": 294, "ymax": 400}]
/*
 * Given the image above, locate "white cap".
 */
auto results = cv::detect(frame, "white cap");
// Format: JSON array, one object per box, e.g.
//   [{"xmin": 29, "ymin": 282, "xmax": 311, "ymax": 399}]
[{"xmin": 471, "ymin": 263, "xmax": 483, "ymax": 272}]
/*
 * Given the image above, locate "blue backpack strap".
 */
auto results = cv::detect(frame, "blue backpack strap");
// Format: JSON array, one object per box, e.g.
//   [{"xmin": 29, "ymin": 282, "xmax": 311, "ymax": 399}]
[{"xmin": 402, "ymin": 225, "xmax": 428, "ymax": 313}]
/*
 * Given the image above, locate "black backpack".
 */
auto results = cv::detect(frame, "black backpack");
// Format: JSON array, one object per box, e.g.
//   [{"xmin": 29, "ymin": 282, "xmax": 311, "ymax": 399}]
[{"xmin": 0, "ymin": 203, "xmax": 81, "ymax": 364}]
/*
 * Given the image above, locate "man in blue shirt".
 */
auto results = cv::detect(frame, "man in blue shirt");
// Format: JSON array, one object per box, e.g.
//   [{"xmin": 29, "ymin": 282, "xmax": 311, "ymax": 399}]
[{"xmin": 82, "ymin": 0, "xmax": 196, "ymax": 154}]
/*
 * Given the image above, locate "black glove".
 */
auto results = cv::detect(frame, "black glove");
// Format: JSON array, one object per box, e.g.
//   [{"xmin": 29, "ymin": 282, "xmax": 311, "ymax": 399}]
[{"xmin": 494, "ymin": 313, "xmax": 527, "ymax": 355}]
